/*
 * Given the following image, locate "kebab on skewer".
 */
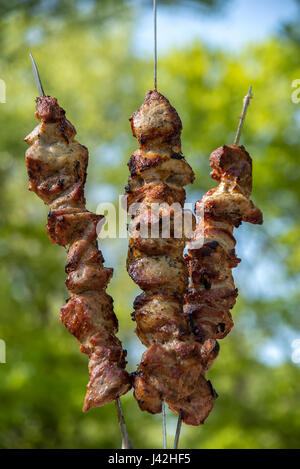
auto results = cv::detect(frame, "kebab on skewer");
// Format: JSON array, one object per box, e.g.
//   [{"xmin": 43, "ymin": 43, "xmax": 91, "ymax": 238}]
[
  {"xmin": 126, "ymin": 0, "xmax": 217, "ymax": 431},
  {"xmin": 172, "ymin": 88, "xmax": 263, "ymax": 437},
  {"xmin": 125, "ymin": 89, "xmax": 219, "ymax": 426},
  {"xmin": 24, "ymin": 57, "xmax": 131, "ymax": 415},
  {"xmin": 184, "ymin": 146, "xmax": 263, "ymax": 341}
]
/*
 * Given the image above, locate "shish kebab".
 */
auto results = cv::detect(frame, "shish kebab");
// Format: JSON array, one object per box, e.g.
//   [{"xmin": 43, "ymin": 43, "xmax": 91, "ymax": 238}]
[
  {"xmin": 125, "ymin": 90, "xmax": 219, "ymax": 428},
  {"xmin": 125, "ymin": 85, "xmax": 263, "ymax": 441},
  {"xmin": 124, "ymin": 2, "xmax": 217, "ymax": 439},
  {"xmin": 125, "ymin": 1, "xmax": 218, "ymax": 442},
  {"xmin": 25, "ymin": 55, "xmax": 132, "ymax": 447},
  {"xmin": 173, "ymin": 87, "xmax": 263, "ymax": 446}
]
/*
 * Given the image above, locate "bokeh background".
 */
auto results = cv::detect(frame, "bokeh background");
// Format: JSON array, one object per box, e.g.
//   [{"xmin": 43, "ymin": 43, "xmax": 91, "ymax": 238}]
[{"xmin": 0, "ymin": 0, "xmax": 300, "ymax": 449}]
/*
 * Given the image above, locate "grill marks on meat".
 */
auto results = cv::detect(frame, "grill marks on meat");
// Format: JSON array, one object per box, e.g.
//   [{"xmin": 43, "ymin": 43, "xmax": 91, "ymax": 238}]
[
  {"xmin": 25, "ymin": 96, "xmax": 131, "ymax": 411},
  {"xmin": 126, "ymin": 90, "xmax": 217, "ymax": 424},
  {"xmin": 180, "ymin": 145, "xmax": 263, "ymax": 415},
  {"xmin": 185, "ymin": 144, "xmax": 263, "ymax": 341},
  {"xmin": 164, "ymin": 144, "xmax": 263, "ymax": 424}
]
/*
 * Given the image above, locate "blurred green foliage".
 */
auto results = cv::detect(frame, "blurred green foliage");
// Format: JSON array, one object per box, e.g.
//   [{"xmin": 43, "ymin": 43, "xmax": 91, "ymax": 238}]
[
  {"xmin": 0, "ymin": 0, "xmax": 227, "ymax": 18},
  {"xmin": 0, "ymin": 1, "xmax": 299, "ymax": 449}
]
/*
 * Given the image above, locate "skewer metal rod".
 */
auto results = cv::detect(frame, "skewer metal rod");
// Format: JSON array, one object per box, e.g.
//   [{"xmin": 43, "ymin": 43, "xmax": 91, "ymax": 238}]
[
  {"xmin": 115, "ymin": 398, "xmax": 134, "ymax": 449},
  {"xmin": 153, "ymin": 0, "xmax": 157, "ymax": 90},
  {"xmin": 29, "ymin": 53, "xmax": 45, "ymax": 97},
  {"xmin": 153, "ymin": 2, "xmax": 169, "ymax": 448},
  {"xmin": 173, "ymin": 409, "xmax": 183, "ymax": 449},
  {"xmin": 162, "ymin": 401, "xmax": 167, "ymax": 449},
  {"xmin": 234, "ymin": 86, "xmax": 253, "ymax": 145}
]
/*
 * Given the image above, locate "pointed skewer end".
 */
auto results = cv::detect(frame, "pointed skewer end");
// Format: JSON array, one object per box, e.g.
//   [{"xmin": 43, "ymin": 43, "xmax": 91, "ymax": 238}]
[
  {"xmin": 234, "ymin": 85, "xmax": 253, "ymax": 146},
  {"xmin": 29, "ymin": 52, "xmax": 45, "ymax": 98}
]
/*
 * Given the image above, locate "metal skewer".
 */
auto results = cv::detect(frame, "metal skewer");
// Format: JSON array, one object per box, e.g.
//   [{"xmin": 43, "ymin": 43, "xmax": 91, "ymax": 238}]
[
  {"xmin": 234, "ymin": 86, "xmax": 253, "ymax": 145},
  {"xmin": 29, "ymin": 53, "xmax": 45, "ymax": 97},
  {"xmin": 29, "ymin": 52, "xmax": 133, "ymax": 450},
  {"xmin": 162, "ymin": 401, "xmax": 167, "ymax": 449},
  {"xmin": 153, "ymin": 0, "xmax": 157, "ymax": 90},
  {"xmin": 152, "ymin": 1, "xmax": 168, "ymax": 449},
  {"xmin": 173, "ymin": 409, "xmax": 183, "ymax": 449},
  {"xmin": 152, "ymin": 2, "xmax": 169, "ymax": 448},
  {"xmin": 173, "ymin": 86, "xmax": 254, "ymax": 449},
  {"xmin": 115, "ymin": 398, "xmax": 134, "ymax": 449}
]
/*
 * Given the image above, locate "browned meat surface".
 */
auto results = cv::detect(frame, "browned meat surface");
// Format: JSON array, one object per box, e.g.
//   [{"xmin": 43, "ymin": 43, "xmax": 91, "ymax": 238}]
[
  {"xmin": 177, "ymin": 144, "xmax": 263, "ymax": 420},
  {"xmin": 167, "ymin": 375, "xmax": 217, "ymax": 426},
  {"xmin": 185, "ymin": 144, "xmax": 263, "ymax": 341},
  {"xmin": 126, "ymin": 90, "xmax": 217, "ymax": 425},
  {"xmin": 25, "ymin": 96, "xmax": 131, "ymax": 411}
]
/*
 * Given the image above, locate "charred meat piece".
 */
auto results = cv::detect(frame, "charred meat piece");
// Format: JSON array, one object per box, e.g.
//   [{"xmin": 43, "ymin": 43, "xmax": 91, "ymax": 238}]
[
  {"xmin": 126, "ymin": 90, "xmax": 217, "ymax": 425},
  {"xmin": 177, "ymin": 144, "xmax": 262, "ymax": 418},
  {"xmin": 25, "ymin": 96, "xmax": 131, "ymax": 411},
  {"xmin": 185, "ymin": 144, "xmax": 263, "ymax": 341}
]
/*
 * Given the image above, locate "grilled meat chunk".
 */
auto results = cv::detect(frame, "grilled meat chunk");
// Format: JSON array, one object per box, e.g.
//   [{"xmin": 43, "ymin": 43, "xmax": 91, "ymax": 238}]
[
  {"xmin": 185, "ymin": 144, "xmax": 263, "ymax": 341},
  {"xmin": 177, "ymin": 144, "xmax": 262, "ymax": 418},
  {"xmin": 25, "ymin": 96, "xmax": 131, "ymax": 411},
  {"xmin": 126, "ymin": 90, "xmax": 217, "ymax": 425}
]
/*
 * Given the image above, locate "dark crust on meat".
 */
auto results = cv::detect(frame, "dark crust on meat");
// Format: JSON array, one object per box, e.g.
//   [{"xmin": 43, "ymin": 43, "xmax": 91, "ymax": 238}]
[
  {"xmin": 25, "ymin": 96, "xmax": 131, "ymax": 411},
  {"xmin": 126, "ymin": 90, "xmax": 217, "ymax": 424},
  {"xmin": 185, "ymin": 142, "xmax": 262, "ymax": 338},
  {"xmin": 35, "ymin": 96, "xmax": 77, "ymax": 143},
  {"xmin": 181, "ymin": 142, "xmax": 263, "ymax": 417},
  {"xmin": 210, "ymin": 144, "xmax": 253, "ymax": 197},
  {"xmin": 35, "ymin": 96, "xmax": 66, "ymax": 123},
  {"xmin": 128, "ymin": 152, "xmax": 167, "ymax": 176}
]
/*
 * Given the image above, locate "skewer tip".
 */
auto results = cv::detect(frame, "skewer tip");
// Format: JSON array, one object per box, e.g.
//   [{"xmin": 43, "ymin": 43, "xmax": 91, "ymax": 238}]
[
  {"xmin": 29, "ymin": 52, "xmax": 45, "ymax": 98},
  {"xmin": 234, "ymin": 85, "xmax": 253, "ymax": 145}
]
